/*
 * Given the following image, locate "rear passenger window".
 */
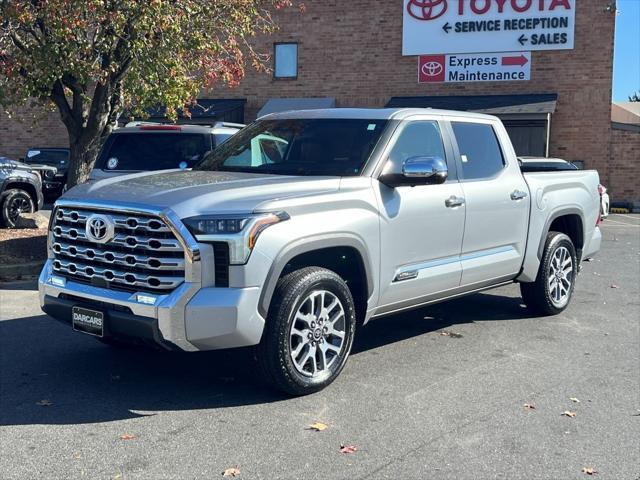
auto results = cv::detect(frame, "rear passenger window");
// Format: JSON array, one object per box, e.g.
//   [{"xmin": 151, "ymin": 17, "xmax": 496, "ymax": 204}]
[{"xmin": 452, "ymin": 122, "xmax": 504, "ymax": 180}]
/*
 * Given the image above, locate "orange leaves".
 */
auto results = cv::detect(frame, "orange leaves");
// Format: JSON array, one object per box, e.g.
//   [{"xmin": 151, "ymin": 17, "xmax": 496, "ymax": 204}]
[
  {"xmin": 339, "ymin": 444, "xmax": 357, "ymax": 454},
  {"xmin": 222, "ymin": 466, "xmax": 241, "ymax": 477}
]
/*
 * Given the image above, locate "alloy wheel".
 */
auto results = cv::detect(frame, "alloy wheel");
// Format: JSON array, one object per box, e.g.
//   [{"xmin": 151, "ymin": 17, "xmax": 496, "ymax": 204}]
[
  {"xmin": 289, "ymin": 290, "xmax": 346, "ymax": 377},
  {"xmin": 548, "ymin": 246, "xmax": 573, "ymax": 307}
]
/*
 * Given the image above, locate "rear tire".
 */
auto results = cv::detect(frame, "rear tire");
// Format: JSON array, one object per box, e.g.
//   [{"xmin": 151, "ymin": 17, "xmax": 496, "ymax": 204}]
[
  {"xmin": 520, "ymin": 232, "xmax": 577, "ymax": 315},
  {"xmin": 1, "ymin": 189, "xmax": 35, "ymax": 228},
  {"xmin": 256, "ymin": 267, "xmax": 356, "ymax": 396}
]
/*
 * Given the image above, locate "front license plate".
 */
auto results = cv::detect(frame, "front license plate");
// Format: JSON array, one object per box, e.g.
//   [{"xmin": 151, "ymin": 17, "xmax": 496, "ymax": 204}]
[{"xmin": 72, "ymin": 307, "xmax": 104, "ymax": 337}]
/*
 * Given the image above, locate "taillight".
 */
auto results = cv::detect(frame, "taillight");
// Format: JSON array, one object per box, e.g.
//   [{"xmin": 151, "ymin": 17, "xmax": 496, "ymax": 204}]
[{"xmin": 139, "ymin": 125, "xmax": 181, "ymax": 131}]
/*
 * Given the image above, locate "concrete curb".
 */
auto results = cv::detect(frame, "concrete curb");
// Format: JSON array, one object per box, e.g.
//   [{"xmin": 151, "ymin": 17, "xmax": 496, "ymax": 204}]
[{"xmin": 0, "ymin": 261, "xmax": 44, "ymax": 280}]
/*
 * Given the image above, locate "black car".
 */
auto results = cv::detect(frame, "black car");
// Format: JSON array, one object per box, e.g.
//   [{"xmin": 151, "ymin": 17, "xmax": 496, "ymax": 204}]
[{"xmin": 22, "ymin": 147, "xmax": 70, "ymax": 198}]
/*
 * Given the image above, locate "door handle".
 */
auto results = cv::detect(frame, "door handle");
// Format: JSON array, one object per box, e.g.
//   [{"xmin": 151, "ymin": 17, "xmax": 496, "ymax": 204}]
[
  {"xmin": 510, "ymin": 190, "xmax": 528, "ymax": 201},
  {"xmin": 445, "ymin": 195, "xmax": 465, "ymax": 208}
]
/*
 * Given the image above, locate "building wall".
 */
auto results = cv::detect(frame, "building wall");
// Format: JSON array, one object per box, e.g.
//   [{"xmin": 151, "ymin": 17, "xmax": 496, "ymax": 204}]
[
  {"xmin": 206, "ymin": 0, "xmax": 618, "ymax": 188},
  {"xmin": 0, "ymin": 107, "xmax": 68, "ymax": 161},
  {"xmin": 1, "ymin": 1, "xmax": 632, "ymax": 200},
  {"xmin": 609, "ymin": 126, "xmax": 640, "ymax": 204}
]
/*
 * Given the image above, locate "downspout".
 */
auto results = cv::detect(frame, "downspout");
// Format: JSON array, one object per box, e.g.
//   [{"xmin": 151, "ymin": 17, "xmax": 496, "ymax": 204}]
[{"xmin": 545, "ymin": 112, "xmax": 552, "ymax": 158}]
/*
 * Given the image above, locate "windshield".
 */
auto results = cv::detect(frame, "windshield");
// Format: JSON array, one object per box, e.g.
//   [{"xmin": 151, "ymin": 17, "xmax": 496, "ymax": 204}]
[
  {"xmin": 25, "ymin": 149, "xmax": 69, "ymax": 166},
  {"xmin": 101, "ymin": 133, "xmax": 208, "ymax": 171},
  {"xmin": 195, "ymin": 118, "xmax": 388, "ymax": 176}
]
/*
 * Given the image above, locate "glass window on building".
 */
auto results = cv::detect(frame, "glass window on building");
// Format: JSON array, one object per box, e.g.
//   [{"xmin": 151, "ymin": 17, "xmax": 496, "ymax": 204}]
[{"xmin": 274, "ymin": 43, "xmax": 298, "ymax": 79}]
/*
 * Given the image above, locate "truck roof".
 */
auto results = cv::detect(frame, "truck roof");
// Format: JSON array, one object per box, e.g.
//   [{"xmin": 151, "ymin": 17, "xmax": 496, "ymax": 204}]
[{"xmin": 262, "ymin": 107, "xmax": 498, "ymax": 122}]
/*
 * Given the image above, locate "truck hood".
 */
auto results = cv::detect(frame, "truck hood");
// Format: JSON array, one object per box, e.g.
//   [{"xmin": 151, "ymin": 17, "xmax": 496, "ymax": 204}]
[{"xmin": 63, "ymin": 169, "xmax": 341, "ymax": 218}]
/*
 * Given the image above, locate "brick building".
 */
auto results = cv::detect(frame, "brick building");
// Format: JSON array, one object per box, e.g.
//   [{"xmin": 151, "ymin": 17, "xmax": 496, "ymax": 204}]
[{"xmin": 1, "ymin": 0, "xmax": 638, "ymax": 203}]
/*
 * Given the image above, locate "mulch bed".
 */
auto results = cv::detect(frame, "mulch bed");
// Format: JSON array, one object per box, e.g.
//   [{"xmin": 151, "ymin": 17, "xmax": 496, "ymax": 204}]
[{"xmin": 0, "ymin": 227, "xmax": 48, "ymax": 270}]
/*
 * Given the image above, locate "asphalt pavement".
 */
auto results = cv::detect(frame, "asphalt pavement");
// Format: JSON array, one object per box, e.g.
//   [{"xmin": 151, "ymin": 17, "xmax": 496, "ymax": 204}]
[{"xmin": 1, "ymin": 215, "xmax": 638, "ymax": 480}]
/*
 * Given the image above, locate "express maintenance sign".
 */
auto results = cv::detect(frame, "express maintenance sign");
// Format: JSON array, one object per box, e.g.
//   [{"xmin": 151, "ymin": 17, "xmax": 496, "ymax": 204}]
[
  {"xmin": 403, "ymin": 0, "xmax": 576, "ymax": 55},
  {"xmin": 419, "ymin": 52, "xmax": 531, "ymax": 83}
]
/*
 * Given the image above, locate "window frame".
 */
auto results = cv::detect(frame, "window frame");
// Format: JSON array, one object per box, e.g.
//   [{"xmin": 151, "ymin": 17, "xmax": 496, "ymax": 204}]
[
  {"xmin": 447, "ymin": 120, "xmax": 507, "ymax": 182},
  {"xmin": 273, "ymin": 42, "xmax": 298, "ymax": 80}
]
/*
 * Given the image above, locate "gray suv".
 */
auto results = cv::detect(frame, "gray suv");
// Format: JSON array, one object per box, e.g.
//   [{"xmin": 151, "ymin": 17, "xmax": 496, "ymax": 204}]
[
  {"xmin": 40, "ymin": 109, "xmax": 602, "ymax": 395},
  {"xmin": 89, "ymin": 122, "xmax": 243, "ymax": 180},
  {"xmin": 0, "ymin": 157, "xmax": 45, "ymax": 227}
]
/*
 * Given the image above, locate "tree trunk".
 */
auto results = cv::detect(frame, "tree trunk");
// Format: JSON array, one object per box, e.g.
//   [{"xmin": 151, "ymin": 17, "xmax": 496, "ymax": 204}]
[{"xmin": 66, "ymin": 139, "xmax": 102, "ymax": 188}]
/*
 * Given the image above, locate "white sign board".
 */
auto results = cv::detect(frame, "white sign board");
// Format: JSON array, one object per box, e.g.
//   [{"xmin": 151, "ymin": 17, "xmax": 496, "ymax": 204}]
[
  {"xmin": 403, "ymin": 0, "xmax": 576, "ymax": 55},
  {"xmin": 419, "ymin": 52, "xmax": 531, "ymax": 83}
]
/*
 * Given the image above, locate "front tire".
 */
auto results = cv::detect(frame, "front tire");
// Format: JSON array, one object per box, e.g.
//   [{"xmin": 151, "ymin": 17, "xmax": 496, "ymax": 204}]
[
  {"xmin": 256, "ymin": 267, "xmax": 356, "ymax": 396},
  {"xmin": 520, "ymin": 232, "xmax": 577, "ymax": 315},
  {"xmin": 1, "ymin": 189, "xmax": 35, "ymax": 228}
]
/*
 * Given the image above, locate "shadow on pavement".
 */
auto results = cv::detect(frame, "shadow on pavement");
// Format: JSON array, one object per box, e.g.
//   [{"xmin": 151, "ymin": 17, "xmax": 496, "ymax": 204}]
[{"xmin": 0, "ymin": 291, "xmax": 531, "ymax": 426}]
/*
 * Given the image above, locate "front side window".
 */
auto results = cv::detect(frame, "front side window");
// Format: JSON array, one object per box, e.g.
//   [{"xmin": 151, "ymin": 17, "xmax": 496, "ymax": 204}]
[
  {"xmin": 452, "ymin": 122, "xmax": 505, "ymax": 180},
  {"xmin": 385, "ymin": 121, "xmax": 446, "ymax": 174},
  {"xmin": 195, "ymin": 118, "xmax": 388, "ymax": 176},
  {"xmin": 274, "ymin": 43, "xmax": 298, "ymax": 79}
]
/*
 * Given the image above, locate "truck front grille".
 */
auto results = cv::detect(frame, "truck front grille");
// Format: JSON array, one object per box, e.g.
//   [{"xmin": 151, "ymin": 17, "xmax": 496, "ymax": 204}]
[{"xmin": 51, "ymin": 207, "xmax": 186, "ymax": 293}]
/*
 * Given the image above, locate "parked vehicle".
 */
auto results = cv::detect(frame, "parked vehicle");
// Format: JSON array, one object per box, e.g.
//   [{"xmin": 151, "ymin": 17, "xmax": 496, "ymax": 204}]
[
  {"xmin": 88, "ymin": 122, "xmax": 244, "ymax": 181},
  {"xmin": 22, "ymin": 148, "xmax": 70, "ymax": 199},
  {"xmin": 0, "ymin": 157, "xmax": 45, "ymax": 228},
  {"xmin": 598, "ymin": 184, "xmax": 610, "ymax": 218},
  {"xmin": 518, "ymin": 156, "xmax": 579, "ymax": 172},
  {"xmin": 39, "ymin": 108, "xmax": 602, "ymax": 395}
]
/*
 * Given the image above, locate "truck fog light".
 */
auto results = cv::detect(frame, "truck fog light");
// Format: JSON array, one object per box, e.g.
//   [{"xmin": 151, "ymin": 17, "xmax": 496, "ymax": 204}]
[
  {"xmin": 49, "ymin": 275, "xmax": 66, "ymax": 287},
  {"xmin": 135, "ymin": 294, "xmax": 157, "ymax": 305}
]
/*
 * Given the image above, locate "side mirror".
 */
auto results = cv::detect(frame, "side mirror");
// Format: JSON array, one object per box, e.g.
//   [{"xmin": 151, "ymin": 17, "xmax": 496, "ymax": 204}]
[{"xmin": 379, "ymin": 156, "xmax": 448, "ymax": 188}]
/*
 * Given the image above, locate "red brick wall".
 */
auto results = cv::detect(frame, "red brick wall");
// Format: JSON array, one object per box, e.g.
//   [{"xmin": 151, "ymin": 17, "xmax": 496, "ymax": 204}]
[
  {"xmin": 0, "ymin": 107, "xmax": 68, "ymax": 161},
  {"xmin": 1, "ymin": 0, "xmax": 622, "ymax": 198},
  {"xmin": 205, "ymin": 0, "xmax": 616, "ymax": 179},
  {"xmin": 609, "ymin": 127, "xmax": 640, "ymax": 203}
]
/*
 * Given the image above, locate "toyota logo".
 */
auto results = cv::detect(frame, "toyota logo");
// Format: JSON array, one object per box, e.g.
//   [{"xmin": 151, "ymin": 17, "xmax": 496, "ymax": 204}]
[
  {"xmin": 407, "ymin": 0, "xmax": 448, "ymax": 21},
  {"xmin": 422, "ymin": 61, "xmax": 444, "ymax": 77},
  {"xmin": 85, "ymin": 214, "xmax": 115, "ymax": 244}
]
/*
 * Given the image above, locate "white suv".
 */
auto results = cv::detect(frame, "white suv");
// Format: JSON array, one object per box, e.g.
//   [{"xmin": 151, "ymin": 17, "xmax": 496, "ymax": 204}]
[{"xmin": 89, "ymin": 122, "xmax": 243, "ymax": 181}]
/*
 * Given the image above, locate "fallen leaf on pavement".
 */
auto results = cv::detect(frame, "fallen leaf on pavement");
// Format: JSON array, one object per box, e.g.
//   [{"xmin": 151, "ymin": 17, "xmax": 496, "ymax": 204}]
[
  {"xmin": 72, "ymin": 452, "xmax": 81, "ymax": 460},
  {"xmin": 35, "ymin": 399, "xmax": 53, "ymax": 406},
  {"xmin": 119, "ymin": 434, "xmax": 136, "ymax": 440},
  {"xmin": 570, "ymin": 397, "xmax": 581, "ymax": 403},
  {"xmin": 581, "ymin": 467, "xmax": 597, "ymax": 475},
  {"xmin": 523, "ymin": 403, "xmax": 536, "ymax": 410},
  {"xmin": 308, "ymin": 422, "xmax": 328, "ymax": 431},
  {"xmin": 561, "ymin": 411, "xmax": 577, "ymax": 418},
  {"xmin": 610, "ymin": 284, "xmax": 619, "ymax": 289},
  {"xmin": 222, "ymin": 466, "xmax": 241, "ymax": 477},
  {"xmin": 440, "ymin": 331, "xmax": 463, "ymax": 338},
  {"xmin": 340, "ymin": 444, "xmax": 358, "ymax": 454}
]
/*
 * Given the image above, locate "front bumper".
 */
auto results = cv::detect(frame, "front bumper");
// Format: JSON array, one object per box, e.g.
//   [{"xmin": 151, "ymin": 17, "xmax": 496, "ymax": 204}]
[{"xmin": 39, "ymin": 259, "xmax": 265, "ymax": 351}]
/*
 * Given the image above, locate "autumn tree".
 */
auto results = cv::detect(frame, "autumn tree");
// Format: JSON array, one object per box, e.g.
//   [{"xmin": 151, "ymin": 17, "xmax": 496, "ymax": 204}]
[{"xmin": 0, "ymin": 0, "xmax": 297, "ymax": 186}]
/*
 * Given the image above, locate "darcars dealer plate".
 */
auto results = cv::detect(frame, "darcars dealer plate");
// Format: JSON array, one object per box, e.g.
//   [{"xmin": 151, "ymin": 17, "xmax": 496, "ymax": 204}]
[{"xmin": 72, "ymin": 306, "xmax": 104, "ymax": 337}]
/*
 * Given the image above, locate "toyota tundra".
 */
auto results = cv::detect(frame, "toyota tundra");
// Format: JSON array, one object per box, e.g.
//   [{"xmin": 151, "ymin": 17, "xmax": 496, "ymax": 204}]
[{"xmin": 39, "ymin": 108, "xmax": 602, "ymax": 395}]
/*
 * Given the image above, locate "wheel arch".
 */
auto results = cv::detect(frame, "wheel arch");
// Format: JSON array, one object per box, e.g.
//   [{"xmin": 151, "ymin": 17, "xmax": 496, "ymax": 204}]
[
  {"xmin": 2, "ymin": 181, "xmax": 39, "ymax": 208},
  {"xmin": 538, "ymin": 208, "xmax": 585, "ymax": 261},
  {"xmin": 258, "ymin": 235, "xmax": 374, "ymax": 322}
]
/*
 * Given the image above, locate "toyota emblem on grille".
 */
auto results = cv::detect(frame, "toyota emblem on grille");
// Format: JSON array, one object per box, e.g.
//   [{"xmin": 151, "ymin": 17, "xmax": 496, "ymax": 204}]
[{"xmin": 86, "ymin": 214, "xmax": 115, "ymax": 244}]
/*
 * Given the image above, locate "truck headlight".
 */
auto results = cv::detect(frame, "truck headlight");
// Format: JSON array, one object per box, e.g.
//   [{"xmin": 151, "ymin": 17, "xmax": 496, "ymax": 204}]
[{"xmin": 183, "ymin": 212, "xmax": 289, "ymax": 264}]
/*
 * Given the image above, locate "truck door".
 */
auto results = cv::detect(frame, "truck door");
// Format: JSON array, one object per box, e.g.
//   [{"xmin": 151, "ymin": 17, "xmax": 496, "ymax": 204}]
[
  {"xmin": 449, "ymin": 120, "xmax": 530, "ymax": 287},
  {"xmin": 375, "ymin": 119, "xmax": 465, "ymax": 314}
]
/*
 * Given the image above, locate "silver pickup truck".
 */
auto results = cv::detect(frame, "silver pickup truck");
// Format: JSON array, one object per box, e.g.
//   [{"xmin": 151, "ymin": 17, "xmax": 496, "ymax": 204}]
[{"xmin": 39, "ymin": 108, "xmax": 602, "ymax": 395}]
